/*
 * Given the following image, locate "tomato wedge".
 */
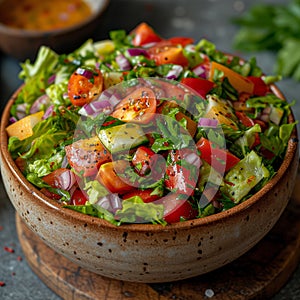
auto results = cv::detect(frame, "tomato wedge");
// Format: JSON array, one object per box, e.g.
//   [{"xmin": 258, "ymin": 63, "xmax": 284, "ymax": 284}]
[
  {"xmin": 65, "ymin": 135, "xmax": 111, "ymax": 177},
  {"xmin": 196, "ymin": 137, "xmax": 240, "ymax": 174},
  {"xmin": 164, "ymin": 149, "xmax": 199, "ymax": 196},
  {"xmin": 148, "ymin": 42, "xmax": 189, "ymax": 66},
  {"xmin": 68, "ymin": 67, "xmax": 103, "ymax": 106},
  {"xmin": 71, "ymin": 188, "xmax": 88, "ymax": 205},
  {"xmin": 131, "ymin": 22, "xmax": 162, "ymax": 46},
  {"xmin": 168, "ymin": 37, "xmax": 194, "ymax": 47},
  {"xmin": 181, "ymin": 77, "xmax": 215, "ymax": 99},
  {"xmin": 111, "ymin": 87, "xmax": 157, "ymax": 123},
  {"xmin": 132, "ymin": 146, "xmax": 155, "ymax": 176},
  {"xmin": 122, "ymin": 189, "xmax": 160, "ymax": 203},
  {"xmin": 247, "ymin": 76, "xmax": 270, "ymax": 96},
  {"xmin": 96, "ymin": 160, "xmax": 133, "ymax": 194},
  {"xmin": 156, "ymin": 194, "xmax": 198, "ymax": 223}
]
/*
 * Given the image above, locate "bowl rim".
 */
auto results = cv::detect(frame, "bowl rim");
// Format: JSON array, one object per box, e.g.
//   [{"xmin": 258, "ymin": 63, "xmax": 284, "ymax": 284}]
[
  {"xmin": 1, "ymin": 84, "xmax": 298, "ymax": 232},
  {"xmin": 0, "ymin": 0, "xmax": 110, "ymax": 37}
]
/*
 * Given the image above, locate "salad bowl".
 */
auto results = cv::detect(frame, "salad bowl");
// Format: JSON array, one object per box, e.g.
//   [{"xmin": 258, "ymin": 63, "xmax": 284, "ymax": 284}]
[{"xmin": 0, "ymin": 23, "xmax": 299, "ymax": 283}]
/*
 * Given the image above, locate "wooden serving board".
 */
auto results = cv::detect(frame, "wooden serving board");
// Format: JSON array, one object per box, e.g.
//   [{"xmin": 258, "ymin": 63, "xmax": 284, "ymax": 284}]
[{"xmin": 16, "ymin": 172, "xmax": 300, "ymax": 300}]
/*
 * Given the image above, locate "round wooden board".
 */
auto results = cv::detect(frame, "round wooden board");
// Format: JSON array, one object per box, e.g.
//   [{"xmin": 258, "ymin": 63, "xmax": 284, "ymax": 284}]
[{"xmin": 16, "ymin": 172, "xmax": 300, "ymax": 300}]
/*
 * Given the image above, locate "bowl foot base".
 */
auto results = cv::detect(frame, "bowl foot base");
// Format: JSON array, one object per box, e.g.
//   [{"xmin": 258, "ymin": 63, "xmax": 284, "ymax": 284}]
[{"xmin": 16, "ymin": 178, "xmax": 300, "ymax": 299}]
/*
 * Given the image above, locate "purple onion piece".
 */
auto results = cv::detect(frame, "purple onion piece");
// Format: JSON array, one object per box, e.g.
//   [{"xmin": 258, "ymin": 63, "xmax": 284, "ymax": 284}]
[
  {"xmin": 78, "ymin": 100, "xmax": 113, "ymax": 117},
  {"xmin": 198, "ymin": 118, "xmax": 218, "ymax": 128},
  {"xmin": 165, "ymin": 65, "xmax": 183, "ymax": 80},
  {"xmin": 183, "ymin": 152, "xmax": 202, "ymax": 169},
  {"xmin": 30, "ymin": 94, "xmax": 50, "ymax": 114},
  {"xmin": 116, "ymin": 54, "xmax": 131, "ymax": 71},
  {"xmin": 60, "ymin": 170, "xmax": 76, "ymax": 191},
  {"xmin": 96, "ymin": 193, "xmax": 122, "ymax": 214},
  {"xmin": 193, "ymin": 65, "xmax": 207, "ymax": 79},
  {"xmin": 76, "ymin": 67, "xmax": 94, "ymax": 79},
  {"xmin": 9, "ymin": 116, "xmax": 17, "ymax": 124},
  {"xmin": 127, "ymin": 48, "xmax": 149, "ymax": 57},
  {"xmin": 47, "ymin": 74, "xmax": 56, "ymax": 85},
  {"xmin": 42, "ymin": 105, "xmax": 54, "ymax": 120}
]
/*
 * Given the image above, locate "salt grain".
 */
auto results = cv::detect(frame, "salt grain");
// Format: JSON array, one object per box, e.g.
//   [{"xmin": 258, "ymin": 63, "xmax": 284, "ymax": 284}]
[{"xmin": 205, "ymin": 288, "xmax": 215, "ymax": 298}]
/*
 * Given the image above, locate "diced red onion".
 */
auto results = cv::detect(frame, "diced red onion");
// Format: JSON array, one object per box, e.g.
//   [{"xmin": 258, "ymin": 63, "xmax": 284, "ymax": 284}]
[
  {"xmin": 9, "ymin": 116, "xmax": 17, "ymax": 124},
  {"xmin": 263, "ymin": 106, "xmax": 271, "ymax": 114},
  {"xmin": 198, "ymin": 118, "xmax": 218, "ymax": 128},
  {"xmin": 30, "ymin": 94, "xmax": 50, "ymax": 114},
  {"xmin": 15, "ymin": 103, "xmax": 27, "ymax": 119},
  {"xmin": 98, "ymin": 90, "xmax": 122, "ymax": 107},
  {"xmin": 165, "ymin": 65, "xmax": 183, "ymax": 80},
  {"xmin": 193, "ymin": 65, "xmax": 207, "ymax": 79},
  {"xmin": 47, "ymin": 74, "xmax": 56, "ymax": 85},
  {"xmin": 78, "ymin": 100, "xmax": 112, "ymax": 117},
  {"xmin": 116, "ymin": 54, "xmax": 131, "ymax": 71},
  {"xmin": 183, "ymin": 152, "xmax": 202, "ymax": 169},
  {"xmin": 141, "ymin": 42, "xmax": 157, "ymax": 48},
  {"xmin": 59, "ymin": 169, "xmax": 76, "ymax": 191},
  {"xmin": 76, "ymin": 67, "xmax": 94, "ymax": 79},
  {"xmin": 96, "ymin": 193, "xmax": 122, "ymax": 214},
  {"xmin": 127, "ymin": 48, "xmax": 149, "ymax": 57},
  {"xmin": 61, "ymin": 155, "xmax": 69, "ymax": 168},
  {"xmin": 42, "ymin": 105, "xmax": 54, "ymax": 120},
  {"xmin": 260, "ymin": 114, "xmax": 270, "ymax": 122}
]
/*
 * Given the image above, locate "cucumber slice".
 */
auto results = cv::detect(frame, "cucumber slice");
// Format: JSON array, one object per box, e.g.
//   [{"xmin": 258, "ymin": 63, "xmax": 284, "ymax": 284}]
[{"xmin": 97, "ymin": 123, "xmax": 148, "ymax": 153}]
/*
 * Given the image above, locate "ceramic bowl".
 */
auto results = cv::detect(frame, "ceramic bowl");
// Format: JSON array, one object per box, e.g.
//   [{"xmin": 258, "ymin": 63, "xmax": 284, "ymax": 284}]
[
  {"xmin": 0, "ymin": 84, "xmax": 299, "ymax": 283},
  {"xmin": 0, "ymin": 0, "xmax": 109, "ymax": 61}
]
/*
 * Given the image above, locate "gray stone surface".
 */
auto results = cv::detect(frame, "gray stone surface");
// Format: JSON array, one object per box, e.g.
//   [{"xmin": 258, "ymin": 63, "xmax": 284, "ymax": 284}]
[{"xmin": 1, "ymin": 0, "xmax": 300, "ymax": 299}]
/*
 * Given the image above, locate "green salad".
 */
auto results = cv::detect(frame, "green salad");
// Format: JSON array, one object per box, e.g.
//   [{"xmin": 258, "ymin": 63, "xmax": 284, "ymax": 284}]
[{"xmin": 6, "ymin": 23, "xmax": 297, "ymax": 225}]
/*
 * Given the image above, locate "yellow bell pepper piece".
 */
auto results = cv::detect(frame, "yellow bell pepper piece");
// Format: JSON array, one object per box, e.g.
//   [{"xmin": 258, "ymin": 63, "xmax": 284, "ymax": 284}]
[
  {"xmin": 210, "ymin": 61, "xmax": 254, "ymax": 94},
  {"xmin": 6, "ymin": 111, "xmax": 44, "ymax": 140}
]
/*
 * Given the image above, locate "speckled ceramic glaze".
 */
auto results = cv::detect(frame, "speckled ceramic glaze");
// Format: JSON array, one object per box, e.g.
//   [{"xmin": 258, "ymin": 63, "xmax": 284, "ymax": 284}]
[
  {"xmin": 1, "ymin": 85, "xmax": 299, "ymax": 283},
  {"xmin": 0, "ymin": 0, "xmax": 109, "ymax": 61}
]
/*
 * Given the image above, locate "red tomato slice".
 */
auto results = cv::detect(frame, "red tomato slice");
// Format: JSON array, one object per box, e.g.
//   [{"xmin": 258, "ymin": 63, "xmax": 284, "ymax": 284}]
[
  {"xmin": 164, "ymin": 149, "xmax": 199, "ymax": 196},
  {"xmin": 71, "ymin": 188, "xmax": 88, "ymax": 205},
  {"xmin": 181, "ymin": 77, "xmax": 215, "ymax": 99},
  {"xmin": 132, "ymin": 146, "xmax": 155, "ymax": 176},
  {"xmin": 68, "ymin": 67, "xmax": 103, "ymax": 106},
  {"xmin": 235, "ymin": 111, "xmax": 255, "ymax": 127},
  {"xmin": 111, "ymin": 87, "xmax": 157, "ymax": 123},
  {"xmin": 156, "ymin": 194, "xmax": 198, "ymax": 223},
  {"xmin": 96, "ymin": 160, "xmax": 133, "ymax": 194},
  {"xmin": 247, "ymin": 76, "xmax": 270, "ymax": 96},
  {"xmin": 196, "ymin": 137, "xmax": 240, "ymax": 174},
  {"xmin": 148, "ymin": 42, "xmax": 189, "ymax": 66},
  {"xmin": 131, "ymin": 22, "xmax": 162, "ymax": 46},
  {"xmin": 168, "ymin": 37, "xmax": 194, "ymax": 47},
  {"xmin": 65, "ymin": 136, "xmax": 111, "ymax": 177},
  {"xmin": 122, "ymin": 189, "xmax": 160, "ymax": 203}
]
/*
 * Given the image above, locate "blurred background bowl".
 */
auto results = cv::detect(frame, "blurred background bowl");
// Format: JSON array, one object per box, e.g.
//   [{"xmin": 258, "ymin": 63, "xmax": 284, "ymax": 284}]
[{"xmin": 0, "ymin": 0, "xmax": 110, "ymax": 61}]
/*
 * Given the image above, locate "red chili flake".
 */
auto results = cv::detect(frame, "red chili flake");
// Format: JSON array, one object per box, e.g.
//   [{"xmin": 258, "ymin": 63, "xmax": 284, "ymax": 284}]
[
  {"xmin": 17, "ymin": 256, "xmax": 23, "ymax": 262},
  {"xmin": 4, "ymin": 246, "xmax": 14, "ymax": 253},
  {"xmin": 0, "ymin": 281, "xmax": 5, "ymax": 287},
  {"xmin": 11, "ymin": 272, "xmax": 16, "ymax": 276},
  {"xmin": 0, "ymin": 226, "xmax": 3, "ymax": 231}
]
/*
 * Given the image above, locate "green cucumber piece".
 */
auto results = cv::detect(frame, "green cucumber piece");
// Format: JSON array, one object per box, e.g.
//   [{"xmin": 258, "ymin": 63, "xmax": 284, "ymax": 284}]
[{"xmin": 97, "ymin": 123, "xmax": 148, "ymax": 153}]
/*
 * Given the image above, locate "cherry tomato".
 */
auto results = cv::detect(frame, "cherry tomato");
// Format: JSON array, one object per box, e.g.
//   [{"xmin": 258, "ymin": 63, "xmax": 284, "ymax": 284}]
[
  {"xmin": 70, "ymin": 188, "xmax": 88, "ymax": 205},
  {"xmin": 247, "ymin": 76, "xmax": 270, "ymax": 96},
  {"xmin": 122, "ymin": 189, "xmax": 160, "ymax": 203},
  {"xmin": 132, "ymin": 146, "xmax": 156, "ymax": 176},
  {"xmin": 65, "ymin": 136, "xmax": 111, "ymax": 177},
  {"xmin": 168, "ymin": 37, "xmax": 194, "ymax": 47},
  {"xmin": 68, "ymin": 67, "xmax": 103, "ymax": 106},
  {"xmin": 156, "ymin": 194, "xmax": 198, "ymax": 223},
  {"xmin": 196, "ymin": 137, "xmax": 240, "ymax": 174},
  {"xmin": 131, "ymin": 22, "xmax": 162, "ymax": 46},
  {"xmin": 181, "ymin": 77, "xmax": 215, "ymax": 99},
  {"xmin": 96, "ymin": 160, "xmax": 133, "ymax": 194},
  {"xmin": 148, "ymin": 42, "xmax": 189, "ymax": 66},
  {"xmin": 164, "ymin": 149, "xmax": 199, "ymax": 196},
  {"xmin": 111, "ymin": 87, "xmax": 157, "ymax": 124}
]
